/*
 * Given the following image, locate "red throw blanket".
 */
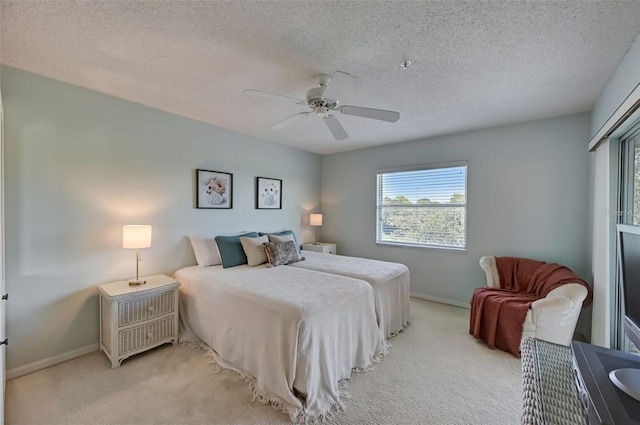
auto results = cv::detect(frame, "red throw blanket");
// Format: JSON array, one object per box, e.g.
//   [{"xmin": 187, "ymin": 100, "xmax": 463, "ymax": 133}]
[{"xmin": 469, "ymin": 257, "xmax": 593, "ymax": 357}]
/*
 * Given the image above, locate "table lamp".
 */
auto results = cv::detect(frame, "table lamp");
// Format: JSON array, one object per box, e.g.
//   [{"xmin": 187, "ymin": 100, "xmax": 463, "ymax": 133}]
[
  {"xmin": 122, "ymin": 225, "xmax": 152, "ymax": 286},
  {"xmin": 310, "ymin": 213, "xmax": 323, "ymax": 245}
]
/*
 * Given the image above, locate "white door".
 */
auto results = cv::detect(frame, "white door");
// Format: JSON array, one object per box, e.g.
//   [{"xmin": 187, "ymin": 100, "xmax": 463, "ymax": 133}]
[{"xmin": 0, "ymin": 81, "xmax": 6, "ymax": 425}]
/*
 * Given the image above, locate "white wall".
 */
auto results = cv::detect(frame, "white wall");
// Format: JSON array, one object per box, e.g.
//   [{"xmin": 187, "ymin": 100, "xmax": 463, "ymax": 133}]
[
  {"xmin": 321, "ymin": 114, "xmax": 591, "ymax": 318},
  {"xmin": 589, "ymin": 140, "xmax": 615, "ymax": 347},
  {"xmin": 2, "ymin": 66, "xmax": 321, "ymax": 371},
  {"xmin": 0, "ymin": 31, "xmax": 6, "ymax": 419}
]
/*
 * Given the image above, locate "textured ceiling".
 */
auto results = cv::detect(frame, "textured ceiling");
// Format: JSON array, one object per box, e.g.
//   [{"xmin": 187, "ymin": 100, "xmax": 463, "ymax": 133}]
[{"xmin": 2, "ymin": 1, "xmax": 640, "ymax": 155}]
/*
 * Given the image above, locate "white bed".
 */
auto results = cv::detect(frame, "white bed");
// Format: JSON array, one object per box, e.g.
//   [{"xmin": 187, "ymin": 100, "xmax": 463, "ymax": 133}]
[
  {"xmin": 174, "ymin": 264, "xmax": 386, "ymax": 422},
  {"xmin": 287, "ymin": 251, "xmax": 410, "ymax": 338}
]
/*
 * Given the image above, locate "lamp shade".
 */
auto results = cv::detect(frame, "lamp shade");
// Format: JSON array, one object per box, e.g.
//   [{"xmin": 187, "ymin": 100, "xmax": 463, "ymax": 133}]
[
  {"xmin": 122, "ymin": 225, "xmax": 152, "ymax": 249},
  {"xmin": 310, "ymin": 213, "xmax": 323, "ymax": 227}
]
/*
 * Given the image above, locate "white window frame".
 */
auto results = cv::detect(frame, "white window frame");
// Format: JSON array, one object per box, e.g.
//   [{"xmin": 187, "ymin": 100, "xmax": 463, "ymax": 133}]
[{"xmin": 376, "ymin": 161, "xmax": 468, "ymax": 251}]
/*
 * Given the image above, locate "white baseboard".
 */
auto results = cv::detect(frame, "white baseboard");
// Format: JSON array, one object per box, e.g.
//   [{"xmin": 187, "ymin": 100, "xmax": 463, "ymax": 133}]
[
  {"xmin": 7, "ymin": 343, "xmax": 100, "ymax": 380},
  {"xmin": 410, "ymin": 292, "xmax": 470, "ymax": 309}
]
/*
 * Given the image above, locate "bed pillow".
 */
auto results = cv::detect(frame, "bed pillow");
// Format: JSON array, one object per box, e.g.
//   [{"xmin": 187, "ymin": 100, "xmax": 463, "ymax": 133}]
[
  {"xmin": 267, "ymin": 233, "xmax": 293, "ymax": 244},
  {"xmin": 263, "ymin": 241, "xmax": 305, "ymax": 267},
  {"xmin": 215, "ymin": 232, "xmax": 259, "ymax": 268},
  {"xmin": 240, "ymin": 235, "xmax": 269, "ymax": 267},
  {"xmin": 259, "ymin": 230, "xmax": 301, "ymax": 254},
  {"xmin": 188, "ymin": 236, "xmax": 221, "ymax": 266}
]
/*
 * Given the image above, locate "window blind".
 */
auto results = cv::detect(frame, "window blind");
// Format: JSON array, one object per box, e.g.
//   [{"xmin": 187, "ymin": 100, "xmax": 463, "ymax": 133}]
[{"xmin": 376, "ymin": 162, "xmax": 467, "ymax": 249}]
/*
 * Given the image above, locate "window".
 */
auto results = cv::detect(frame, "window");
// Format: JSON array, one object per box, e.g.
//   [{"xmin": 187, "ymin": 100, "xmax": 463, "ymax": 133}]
[
  {"xmin": 620, "ymin": 126, "xmax": 640, "ymax": 226},
  {"xmin": 376, "ymin": 162, "xmax": 467, "ymax": 250},
  {"xmin": 618, "ymin": 123, "xmax": 640, "ymax": 353}
]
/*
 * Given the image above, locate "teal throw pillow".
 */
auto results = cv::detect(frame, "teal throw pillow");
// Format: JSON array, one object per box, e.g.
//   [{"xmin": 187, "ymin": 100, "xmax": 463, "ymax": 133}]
[{"xmin": 215, "ymin": 232, "xmax": 259, "ymax": 268}]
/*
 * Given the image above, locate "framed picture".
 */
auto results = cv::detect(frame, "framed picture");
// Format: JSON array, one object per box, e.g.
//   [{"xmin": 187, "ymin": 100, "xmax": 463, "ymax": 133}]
[
  {"xmin": 256, "ymin": 177, "xmax": 282, "ymax": 209},
  {"xmin": 196, "ymin": 169, "xmax": 233, "ymax": 209}
]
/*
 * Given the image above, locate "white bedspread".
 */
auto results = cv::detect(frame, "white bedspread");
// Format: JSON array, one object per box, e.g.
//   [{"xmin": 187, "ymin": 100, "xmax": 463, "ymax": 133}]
[
  {"xmin": 288, "ymin": 251, "xmax": 410, "ymax": 338},
  {"xmin": 174, "ymin": 264, "xmax": 386, "ymax": 422}
]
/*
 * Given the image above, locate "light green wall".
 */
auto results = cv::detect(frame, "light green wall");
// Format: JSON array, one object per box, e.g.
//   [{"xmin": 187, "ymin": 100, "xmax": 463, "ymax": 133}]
[
  {"xmin": 2, "ymin": 66, "xmax": 321, "ymax": 371},
  {"xmin": 321, "ymin": 113, "xmax": 591, "ymax": 330}
]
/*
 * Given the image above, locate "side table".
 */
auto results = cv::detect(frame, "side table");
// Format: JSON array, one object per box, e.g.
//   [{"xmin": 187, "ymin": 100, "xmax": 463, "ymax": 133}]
[
  {"xmin": 301, "ymin": 242, "xmax": 337, "ymax": 255},
  {"xmin": 99, "ymin": 274, "xmax": 180, "ymax": 368}
]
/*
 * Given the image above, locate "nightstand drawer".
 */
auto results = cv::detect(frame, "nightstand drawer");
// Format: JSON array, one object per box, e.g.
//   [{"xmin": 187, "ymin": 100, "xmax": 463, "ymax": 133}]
[
  {"xmin": 118, "ymin": 290, "xmax": 175, "ymax": 326},
  {"xmin": 118, "ymin": 315, "xmax": 175, "ymax": 355}
]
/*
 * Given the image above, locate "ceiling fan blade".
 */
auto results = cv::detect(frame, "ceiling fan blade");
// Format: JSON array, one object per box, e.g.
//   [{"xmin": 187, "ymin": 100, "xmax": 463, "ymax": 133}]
[
  {"xmin": 243, "ymin": 89, "xmax": 307, "ymax": 105},
  {"xmin": 321, "ymin": 71, "xmax": 356, "ymax": 101},
  {"xmin": 339, "ymin": 105, "xmax": 400, "ymax": 123},
  {"xmin": 323, "ymin": 116, "xmax": 348, "ymax": 140},
  {"xmin": 270, "ymin": 112, "xmax": 310, "ymax": 130}
]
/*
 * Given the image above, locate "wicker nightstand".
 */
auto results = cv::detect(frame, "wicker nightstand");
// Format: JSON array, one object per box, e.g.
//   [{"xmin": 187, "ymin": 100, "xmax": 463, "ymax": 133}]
[
  {"xmin": 99, "ymin": 274, "xmax": 180, "ymax": 368},
  {"xmin": 301, "ymin": 242, "xmax": 337, "ymax": 254}
]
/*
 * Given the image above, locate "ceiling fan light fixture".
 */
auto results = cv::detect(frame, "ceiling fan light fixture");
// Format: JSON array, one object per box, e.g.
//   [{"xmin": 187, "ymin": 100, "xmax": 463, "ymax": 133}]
[{"xmin": 314, "ymin": 106, "xmax": 329, "ymax": 118}]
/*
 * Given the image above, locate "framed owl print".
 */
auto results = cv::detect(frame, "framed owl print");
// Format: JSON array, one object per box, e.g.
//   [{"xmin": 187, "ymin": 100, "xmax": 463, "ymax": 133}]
[{"xmin": 256, "ymin": 177, "xmax": 282, "ymax": 209}]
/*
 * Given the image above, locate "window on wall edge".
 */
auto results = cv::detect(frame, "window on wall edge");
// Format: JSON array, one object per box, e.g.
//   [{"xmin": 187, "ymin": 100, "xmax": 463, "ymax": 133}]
[{"xmin": 376, "ymin": 161, "xmax": 468, "ymax": 250}]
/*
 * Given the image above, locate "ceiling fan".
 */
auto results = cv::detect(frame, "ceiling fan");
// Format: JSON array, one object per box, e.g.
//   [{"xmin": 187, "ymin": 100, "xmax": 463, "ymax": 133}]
[{"xmin": 244, "ymin": 71, "xmax": 400, "ymax": 141}]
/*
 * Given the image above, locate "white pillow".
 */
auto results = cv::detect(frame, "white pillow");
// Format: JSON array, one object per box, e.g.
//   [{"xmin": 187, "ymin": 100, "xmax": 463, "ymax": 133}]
[
  {"xmin": 188, "ymin": 236, "xmax": 221, "ymax": 266},
  {"xmin": 240, "ymin": 235, "xmax": 269, "ymax": 266},
  {"xmin": 268, "ymin": 233, "xmax": 294, "ymax": 244}
]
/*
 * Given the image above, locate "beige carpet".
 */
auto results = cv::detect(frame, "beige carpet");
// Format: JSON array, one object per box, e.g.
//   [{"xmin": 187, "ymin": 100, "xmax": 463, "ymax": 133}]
[{"xmin": 6, "ymin": 298, "xmax": 522, "ymax": 424}]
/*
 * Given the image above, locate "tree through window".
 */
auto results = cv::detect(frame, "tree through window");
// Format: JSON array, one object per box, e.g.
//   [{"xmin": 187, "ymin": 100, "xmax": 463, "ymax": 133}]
[{"xmin": 376, "ymin": 162, "xmax": 467, "ymax": 250}]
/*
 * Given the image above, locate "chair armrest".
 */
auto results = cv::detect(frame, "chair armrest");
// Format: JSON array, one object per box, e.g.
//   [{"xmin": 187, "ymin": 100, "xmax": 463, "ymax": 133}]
[
  {"xmin": 479, "ymin": 256, "xmax": 499, "ymax": 288},
  {"xmin": 530, "ymin": 295, "xmax": 575, "ymax": 314},
  {"xmin": 545, "ymin": 283, "xmax": 588, "ymax": 303},
  {"xmin": 528, "ymin": 285, "xmax": 587, "ymax": 346}
]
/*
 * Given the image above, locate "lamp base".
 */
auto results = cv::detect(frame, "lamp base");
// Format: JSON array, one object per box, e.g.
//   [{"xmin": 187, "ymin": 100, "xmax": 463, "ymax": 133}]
[{"xmin": 128, "ymin": 279, "xmax": 147, "ymax": 286}]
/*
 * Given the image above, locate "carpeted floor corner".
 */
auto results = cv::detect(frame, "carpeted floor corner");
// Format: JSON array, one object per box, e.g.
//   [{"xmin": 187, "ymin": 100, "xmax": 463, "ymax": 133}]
[{"xmin": 6, "ymin": 298, "xmax": 522, "ymax": 424}]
